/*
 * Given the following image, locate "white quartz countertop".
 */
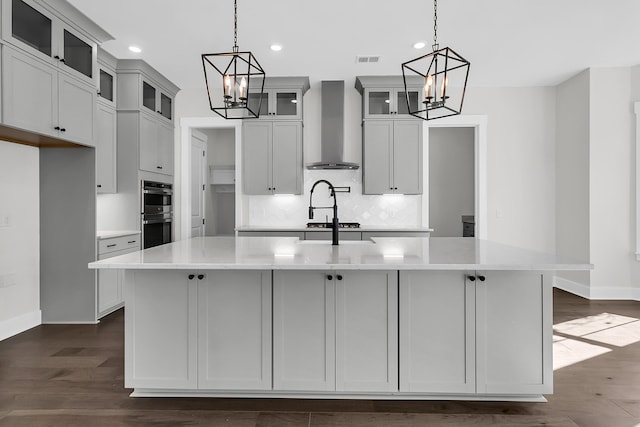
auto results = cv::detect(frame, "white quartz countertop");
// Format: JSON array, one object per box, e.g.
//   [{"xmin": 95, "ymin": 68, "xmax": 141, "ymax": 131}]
[
  {"xmin": 96, "ymin": 230, "xmax": 141, "ymax": 240},
  {"xmin": 236, "ymin": 226, "xmax": 434, "ymax": 232},
  {"xmin": 89, "ymin": 236, "xmax": 592, "ymax": 271}
]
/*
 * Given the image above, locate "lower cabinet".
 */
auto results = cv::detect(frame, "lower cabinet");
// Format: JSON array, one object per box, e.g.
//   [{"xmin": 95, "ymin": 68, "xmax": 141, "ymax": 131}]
[
  {"xmin": 475, "ymin": 271, "xmax": 552, "ymax": 395},
  {"xmin": 198, "ymin": 270, "xmax": 272, "ymax": 390},
  {"xmin": 125, "ymin": 270, "xmax": 198, "ymax": 389},
  {"xmin": 399, "ymin": 270, "xmax": 551, "ymax": 396},
  {"xmin": 96, "ymin": 233, "xmax": 140, "ymax": 318},
  {"xmin": 123, "ymin": 268, "xmax": 551, "ymax": 397},
  {"xmin": 399, "ymin": 271, "xmax": 476, "ymax": 393},
  {"xmin": 272, "ymin": 270, "xmax": 398, "ymax": 392}
]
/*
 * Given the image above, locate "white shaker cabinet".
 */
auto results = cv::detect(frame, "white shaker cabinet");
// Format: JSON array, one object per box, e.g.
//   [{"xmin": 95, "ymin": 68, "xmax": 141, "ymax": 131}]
[
  {"xmin": 476, "ymin": 271, "xmax": 553, "ymax": 395},
  {"xmin": 96, "ymin": 49, "xmax": 117, "ymax": 193},
  {"xmin": 335, "ymin": 271, "xmax": 398, "ymax": 392},
  {"xmin": 242, "ymin": 121, "xmax": 302, "ymax": 195},
  {"xmin": 363, "ymin": 120, "xmax": 422, "ymax": 194},
  {"xmin": 273, "ymin": 270, "xmax": 398, "ymax": 393},
  {"xmin": 2, "ymin": 45, "xmax": 96, "ymax": 146},
  {"xmin": 124, "ymin": 270, "xmax": 198, "ymax": 390},
  {"xmin": 399, "ymin": 271, "xmax": 476, "ymax": 393},
  {"xmin": 198, "ymin": 271, "xmax": 272, "ymax": 390},
  {"xmin": 273, "ymin": 270, "xmax": 335, "ymax": 391},
  {"xmin": 139, "ymin": 112, "xmax": 174, "ymax": 176},
  {"xmin": 96, "ymin": 233, "xmax": 140, "ymax": 318}
]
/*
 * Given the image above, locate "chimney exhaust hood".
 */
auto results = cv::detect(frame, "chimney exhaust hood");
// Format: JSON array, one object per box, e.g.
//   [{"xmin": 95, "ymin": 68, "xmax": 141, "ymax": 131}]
[{"xmin": 306, "ymin": 81, "xmax": 359, "ymax": 170}]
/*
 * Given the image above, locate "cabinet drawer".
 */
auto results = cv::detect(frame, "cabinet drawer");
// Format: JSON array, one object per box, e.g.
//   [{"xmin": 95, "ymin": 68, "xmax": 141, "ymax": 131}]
[{"xmin": 98, "ymin": 234, "xmax": 141, "ymax": 255}]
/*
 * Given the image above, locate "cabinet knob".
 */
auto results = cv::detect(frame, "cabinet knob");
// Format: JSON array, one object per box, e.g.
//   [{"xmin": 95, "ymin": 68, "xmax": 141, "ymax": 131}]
[
  {"xmin": 97, "ymin": 184, "xmax": 102, "ymax": 188},
  {"xmin": 60, "ymin": 128, "xmax": 66, "ymax": 132},
  {"xmin": 197, "ymin": 274, "xmax": 205, "ymax": 280},
  {"xmin": 327, "ymin": 274, "xmax": 333, "ymax": 281},
  {"xmin": 188, "ymin": 274, "xmax": 195, "ymax": 280},
  {"xmin": 54, "ymin": 55, "xmax": 60, "ymax": 60},
  {"xmin": 54, "ymin": 126, "xmax": 60, "ymax": 130},
  {"xmin": 337, "ymin": 274, "xmax": 343, "ymax": 281},
  {"xmin": 477, "ymin": 275, "xmax": 486, "ymax": 282},
  {"xmin": 60, "ymin": 58, "xmax": 65, "ymax": 63},
  {"xmin": 467, "ymin": 275, "xmax": 476, "ymax": 282},
  {"xmin": 157, "ymin": 166, "xmax": 163, "ymax": 170}
]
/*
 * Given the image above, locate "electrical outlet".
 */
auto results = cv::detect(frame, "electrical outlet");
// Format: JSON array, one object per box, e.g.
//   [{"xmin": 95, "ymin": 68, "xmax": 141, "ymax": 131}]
[{"xmin": 0, "ymin": 273, "xmax": 17, "ymax": 288}]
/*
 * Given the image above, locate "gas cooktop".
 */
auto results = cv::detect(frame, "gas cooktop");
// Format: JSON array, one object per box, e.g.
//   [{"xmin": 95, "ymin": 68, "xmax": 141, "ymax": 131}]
[{"xmin": 306, "ymin": 222, "xmax": 361, "ymax": 229}]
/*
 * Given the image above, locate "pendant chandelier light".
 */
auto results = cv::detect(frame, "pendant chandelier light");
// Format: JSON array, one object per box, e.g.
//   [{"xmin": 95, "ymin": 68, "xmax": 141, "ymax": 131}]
[
  {"xmin": 401, "ymin": 0, "xmax": 470, "ymax": 121},
  {"xmin": 201, "ymin": 0, "xmax": 265, "ymax": 119}
]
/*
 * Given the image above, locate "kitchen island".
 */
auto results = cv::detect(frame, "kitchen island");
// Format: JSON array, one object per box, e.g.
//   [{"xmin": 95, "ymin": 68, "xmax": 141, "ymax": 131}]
[{"xmin": 89, "ymin": 236, "xmax": 591, "ymax": 401}]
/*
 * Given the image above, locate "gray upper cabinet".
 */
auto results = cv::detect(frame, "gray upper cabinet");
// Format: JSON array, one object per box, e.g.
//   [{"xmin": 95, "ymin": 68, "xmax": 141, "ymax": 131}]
[
  {"xmin": 243, "ymin": 77, "xmax": 309, "ymax": 195},
  {"xmin": 357, "ymin": 76, "xmax": 424, "ymax": 195},
  {"xmin": 1, "ymin": 0, "xmax": 100, "ymax": 87},
  {"xmin": 246, "ymin": 77, "xmax": 310, "ymax": 120},
  {"xmin": 362, "ymin": 120, "xmax": 423, "ymax": 195},
  {"xmin": 116, "ymin": 59, "xmax": 179, "ymax": 177},
  {"xmin": 355, "ymin": 76, "xmax": 423, "ymax": 119},
  {"xmin": 117, "ymin": 60, "xmax": 178, "ymax": 124},
  {"xmin": 2, "ymin": 45, "xmax": 96, "ymax": 146},
  {"xmin": 96, "ymin": 48, "xmax": 117, "ymax": 192},
  {"xmin": 243, "ymin": 121, "xmax": 302, "ymax": 195}
]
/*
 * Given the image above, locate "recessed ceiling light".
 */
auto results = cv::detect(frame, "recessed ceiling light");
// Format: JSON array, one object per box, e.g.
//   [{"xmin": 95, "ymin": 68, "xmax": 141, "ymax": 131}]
[
  {"xmin": 128, "ymin": 45, "xmax": 142, "ymax": 53},
  {"xmin": 413, "ymin": 41, "xmax": 426, "ymax": 49},
  {"xmin": 270, "ymin": 44, "xmax": 282, "ymax": 52}
]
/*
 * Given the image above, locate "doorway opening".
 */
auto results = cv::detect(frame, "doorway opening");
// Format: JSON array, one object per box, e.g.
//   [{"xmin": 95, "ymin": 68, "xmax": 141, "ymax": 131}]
[
  {"xmin": 429, "ymin": 127, "xmax": 475, "ymax": 237},
  {"xmin": 422, "ymin": 115, "xmax": 487, "ymax": 239},
  {"xmin": 179, "ymin": 117, "xmax": 242, "ymax": 241}
]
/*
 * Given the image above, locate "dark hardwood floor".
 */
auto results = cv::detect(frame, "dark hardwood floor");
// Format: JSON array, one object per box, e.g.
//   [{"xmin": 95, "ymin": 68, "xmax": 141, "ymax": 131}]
[{"xmin": 1, "ymin": 289, "xmax": 639, "ymax": 426}]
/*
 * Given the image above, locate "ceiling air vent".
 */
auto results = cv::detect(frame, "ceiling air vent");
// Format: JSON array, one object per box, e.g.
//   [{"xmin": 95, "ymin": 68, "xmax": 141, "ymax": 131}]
[{"xmin": 356, "ymin": 55, "xmax": 381, "ymax": 63}]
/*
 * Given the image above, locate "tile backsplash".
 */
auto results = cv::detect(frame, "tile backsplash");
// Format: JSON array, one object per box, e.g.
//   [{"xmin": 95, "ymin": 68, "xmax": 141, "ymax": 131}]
[{"xmin": 246, "ymin": 170, "xmax": 421, "ymax": 227}]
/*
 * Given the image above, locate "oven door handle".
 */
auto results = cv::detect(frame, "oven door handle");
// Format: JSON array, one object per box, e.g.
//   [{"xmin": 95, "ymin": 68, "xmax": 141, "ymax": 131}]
[
  {"xmin": 143, "ymin": 218, "xmax": 173, "ymax": 225},
  {"xmin": 143, "ymin": 188, "xmax": 173, "ymax": 195}
]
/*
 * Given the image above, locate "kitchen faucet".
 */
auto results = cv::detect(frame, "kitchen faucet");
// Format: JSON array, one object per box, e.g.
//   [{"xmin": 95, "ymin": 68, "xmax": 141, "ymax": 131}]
[{"xmin": 308, "ymin": 179, "xmax": 339, "ymax": 245}]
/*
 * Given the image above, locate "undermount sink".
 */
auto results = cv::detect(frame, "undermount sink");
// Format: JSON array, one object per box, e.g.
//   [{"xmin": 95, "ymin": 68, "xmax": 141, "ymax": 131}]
[{"xmin": 296, "ymin": 239, "xmax": 375, "ymax": 245}]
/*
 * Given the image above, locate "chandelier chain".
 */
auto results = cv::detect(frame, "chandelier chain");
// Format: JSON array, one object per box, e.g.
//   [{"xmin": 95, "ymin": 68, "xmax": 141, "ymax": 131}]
[
  {"xmin": 432, "ymin": 0, "xmax": 439, "ymax": 51},
  {"xmin": 233, "ymin": 0, "xmax": 238, "ymax": 52}
]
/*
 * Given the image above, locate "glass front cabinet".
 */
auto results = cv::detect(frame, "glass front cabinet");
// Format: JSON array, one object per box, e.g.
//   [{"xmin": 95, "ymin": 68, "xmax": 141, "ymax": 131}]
[
  {"xmin": 246, "ymin": 77, "xmax": 310, "ymax": 120},
  {"xmin": 355, "ymin": 76, "xmax": 424, "ymax": 119},
  {"xmin": 2, "ymin": 0, "xmax": 99, "ymax": 86}
]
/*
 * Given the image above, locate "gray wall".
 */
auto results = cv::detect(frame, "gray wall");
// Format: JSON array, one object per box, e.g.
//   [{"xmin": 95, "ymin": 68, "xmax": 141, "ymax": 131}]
[
  {"xmin": 429, "ymin": 127, "xmax": 475, "ymax": 237},
  {"xmin": 40, "ymin": 147, "xmax": 97, "ymax": 323},
  {"xmin": 555, "ymin": 70, "xmax": 591, "ymax": 287}
]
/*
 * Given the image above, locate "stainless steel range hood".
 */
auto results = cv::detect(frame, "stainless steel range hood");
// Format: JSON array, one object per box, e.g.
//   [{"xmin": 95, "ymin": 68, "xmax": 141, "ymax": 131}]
[{"xmin": 306, "ymin": 81, "xmax": 359, "ymax": 170}]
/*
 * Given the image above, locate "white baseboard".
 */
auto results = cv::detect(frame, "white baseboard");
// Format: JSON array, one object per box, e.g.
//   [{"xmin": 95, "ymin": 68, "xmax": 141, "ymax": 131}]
[
  {"xmin": 554, "ymin": 276, "xmax": 640, "ymax": 301},
  {"xmin": 0, "ymin": 310, "xmax": 42, "ymax": 341},
  {"xmin": 554, "ymin": 276, "xmax": 591, "ymax": 299}
]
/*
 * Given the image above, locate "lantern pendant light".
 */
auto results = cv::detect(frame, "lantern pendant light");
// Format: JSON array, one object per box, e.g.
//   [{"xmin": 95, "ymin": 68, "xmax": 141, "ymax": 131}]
[
  {"xmin": 402, "ymin": 0, "xmax": 470, "ymax": 121},
  {"xmin": 201, "ymin": 0, "xmax": 266, "ymax": 119}
]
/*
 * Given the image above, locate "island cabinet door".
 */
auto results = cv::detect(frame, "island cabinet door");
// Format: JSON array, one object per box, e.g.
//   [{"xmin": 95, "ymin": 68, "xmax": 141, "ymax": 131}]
[
  {"xmin": 475, "ymin": 271, "xmax": 553, "ymax": 395},
  {"xmin": 399, "ymin": 271, "xmax": 476, "ymax": 393},
  {"xmin": 273, "ymin": 270, "xmax": 336, "ymax": 391},
  {"xmin": 124, "ymin": 270, "xmax": 198, "ymax": 389},
  {"xmin": 335, "ymin": 271, "xmax": 398, "ymax": 392},
  {"xmin": 197, "ymin": 271, "xmax": 272, "ymax": 390}
]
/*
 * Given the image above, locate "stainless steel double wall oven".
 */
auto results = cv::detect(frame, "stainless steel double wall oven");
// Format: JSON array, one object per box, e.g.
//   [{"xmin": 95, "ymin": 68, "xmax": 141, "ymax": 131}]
[{"xmin": 141, "ymin": 180, "xmax": 172, "ymax": 249}]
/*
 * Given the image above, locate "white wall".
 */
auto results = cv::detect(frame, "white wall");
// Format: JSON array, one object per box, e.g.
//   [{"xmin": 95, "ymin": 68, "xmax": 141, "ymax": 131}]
[
  {"xmin": 176, "ymin": 86, "xmax": 558, "ymax": 250},
  {"xmin": 0, "ymin": 141, "xmax": 41, "ymax": 340},
  {"xmin": 463, "ymin": 87, "xmax": 557, "ymax": 254},
  {"xmin": 429, "ymin": 127, "xmax": 475, "ymax": 237},
  {"xmin": 555, "ymin": 70, "xmax": 591, "ymax": 289}
]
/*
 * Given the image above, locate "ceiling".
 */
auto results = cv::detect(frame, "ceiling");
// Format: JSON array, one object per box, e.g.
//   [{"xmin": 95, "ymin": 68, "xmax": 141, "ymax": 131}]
[{"xmin": 67, "ymin": 0, "xmax": 640, "ymax": 91}]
